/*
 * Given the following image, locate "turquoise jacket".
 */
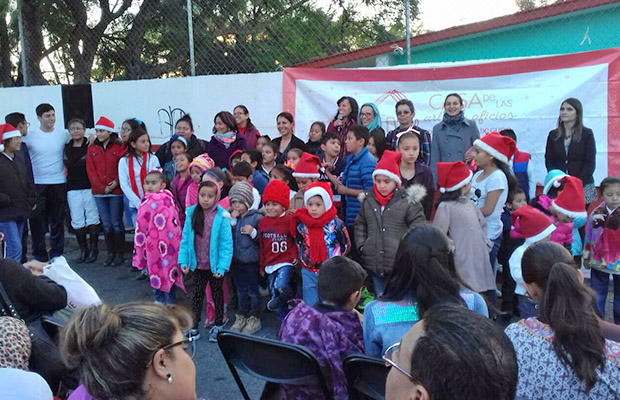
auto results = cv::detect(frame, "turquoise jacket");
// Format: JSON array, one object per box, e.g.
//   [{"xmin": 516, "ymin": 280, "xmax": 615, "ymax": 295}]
[{"xmin": 178, "ymin": 205, "xmax": 233, "ymax": 275}]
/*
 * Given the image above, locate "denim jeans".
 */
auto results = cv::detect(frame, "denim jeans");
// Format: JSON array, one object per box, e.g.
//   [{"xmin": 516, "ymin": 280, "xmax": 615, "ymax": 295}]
[
  {"xmin": 269, "ymin": 265, "xmax": 294, "ymax": 320},
  {"xmin": 153, "ymin": 287, "xmax": 177, "ymax": 305},
  {"xmin": 30, "ymin": 183, "xmax": 67, "ymax": 261},
  {"xmin": 489, "ymin": 235, "xmax": 502, "ymax": 274},
  {"xmin": 590, "ymin": 268, "xmax": 620, "ymax": 324},
  {"xmin": 301, "ymin": 267, "xmax": 319, "ymax": 307},
  {"xmin": 517, "ymin": 295, "xmax": 538, "ymax": 319},
  {"xmin": 233, "ymin": 261, "xmax": 261, "ymax": 316},
  {"xmin": 371, "ymin": 272, "xmax": 386, "ymax": 297},
  {"xmin": 0, "ymin": 220, "xmax": 25, "ymax": 261},
  {"xmin": 94, "ymin": 196, "xmax": 124, "ymax": 233},
  {"xmin": 123, "ymin": 194, "xmax": 134, "ymax": 229}
]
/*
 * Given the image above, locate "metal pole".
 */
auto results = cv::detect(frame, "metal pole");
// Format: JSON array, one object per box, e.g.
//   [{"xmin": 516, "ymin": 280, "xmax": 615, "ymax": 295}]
[
  {"xmin": 405, "ymin": 0, "xmax": 411, "ymax": 64},
  {"xmin": 18, "ymin": 2, "xmax": 28, "ymax": 86},
  {"xmin": 186, "ymin": 0, "xmax": 196, "ymax": 76}
]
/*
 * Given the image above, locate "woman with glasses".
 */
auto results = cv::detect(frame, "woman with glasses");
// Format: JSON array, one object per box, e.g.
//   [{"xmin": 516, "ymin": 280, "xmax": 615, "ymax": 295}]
[
  {"xmin": 233, "ymin": 105, "xmax": 260, "ymax": 149},
  {"xmin": 155, "ymin": 115, "xmax": 207, "ymax": 167},
  {"xmin": 61, "ymin": 302, "xmax": 198, "ymax": 400},
  {"xmin": 385, "ymin": 99, "xmax": 431, "ymax": 165},
  {"xmin": 362, "ymin": 225, "xmax": 489, "ymax": 358}
]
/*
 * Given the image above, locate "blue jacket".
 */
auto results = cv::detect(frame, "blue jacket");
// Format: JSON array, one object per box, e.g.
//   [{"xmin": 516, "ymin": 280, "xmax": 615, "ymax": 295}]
[
  {"xmin": 341, "ymin": 147, "xmax": 377, "ymax": 226},
  {"xmin": 178, "ymin": 205, "xmax": 233, "ymax": 275},
  {"xmin": 231, "ymin": 210, "xmax": 263, "ymax": 263},
  {"xmin": 252, "ymin": 170, "xmax": 269, "ymax": 195}
]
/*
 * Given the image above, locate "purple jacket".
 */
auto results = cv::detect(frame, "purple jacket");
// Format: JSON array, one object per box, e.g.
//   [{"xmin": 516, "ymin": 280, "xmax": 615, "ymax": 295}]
[
  {"xmin": 279, "ymin": 300, "xmax": 364, "ymax": 400},
  {"xmin": 206, "ymin": 133, "xmax": 247, "ymax": 169}
]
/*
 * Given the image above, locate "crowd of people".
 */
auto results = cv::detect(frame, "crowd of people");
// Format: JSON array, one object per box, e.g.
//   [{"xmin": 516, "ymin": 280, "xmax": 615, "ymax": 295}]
[{"xmin": 1, "ymin": 94, "xmax": 620, "ymax": 400}]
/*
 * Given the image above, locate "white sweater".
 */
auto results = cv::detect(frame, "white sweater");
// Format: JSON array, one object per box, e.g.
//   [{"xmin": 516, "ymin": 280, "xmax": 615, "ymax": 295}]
[{"xmin": 118, "ymin": 153, "xmax": 160, "ymax": 209}]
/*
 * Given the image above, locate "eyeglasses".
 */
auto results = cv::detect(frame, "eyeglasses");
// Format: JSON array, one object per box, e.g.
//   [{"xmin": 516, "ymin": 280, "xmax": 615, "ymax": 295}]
[
  {"xmin": 382, "ymin": 342, "xmax": 412, "ymax": 379},
  {"xmin": 360, "ymin": 112, "xmax": 374, "ymax": 117},
  {"xmin": 151, "ymin": 337, "xmax": 197, "ymax": 364},
  {"xmin": 69, "ymin": 127, "xmax": 85, "ymax": 132}
]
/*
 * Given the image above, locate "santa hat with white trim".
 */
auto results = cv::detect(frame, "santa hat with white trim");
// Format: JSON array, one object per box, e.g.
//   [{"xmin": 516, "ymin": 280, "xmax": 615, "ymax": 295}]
[
  {"xmin": 436, "ymin": 161, "xmax": 473, "ymax": 193},
  {"xmin": 473, "ymin": 131, "xmax": 516, "ymax": 165},
  {"xmin": 95, "ymin": 116, "xmax": 116, "ymax": 132},
  {"xmin": 372, "ymin": 150, "xmax": 402, "ymax": 186},
  {"xmin": 304, "ymin": 181, "xmax": 333, "ymax": 211},
  {"xmin": 551, "ymin": 176, "xmax": 587, "ymax": 219},
  {"xmin": 293, "ymin": 152, "xmax": 321, "ymax": 179},
  {"xmin": 0, "ymin": 123, "xmax": 21, "ymax": 152},
  {"xmin": 511, "ymin": 205, "xmax": 556, "ymax": 243}
]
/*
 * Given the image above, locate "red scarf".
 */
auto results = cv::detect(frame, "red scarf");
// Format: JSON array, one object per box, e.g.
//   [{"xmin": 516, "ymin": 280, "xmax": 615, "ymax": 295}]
[
  {"xmin": 293, "ymin": 206, "xmax": 338, "ymax": 264},
  {"xmin": 129, "ymin": 152, "xmax": 148, "ymax": 199},
  {"xmin": 374, "ymin": 184, "xmax": 395, "ymax": 207}
]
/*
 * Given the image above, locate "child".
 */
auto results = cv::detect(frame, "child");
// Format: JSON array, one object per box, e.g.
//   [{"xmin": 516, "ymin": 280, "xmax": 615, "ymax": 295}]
[
  {"xmin": 293, "ymin": 182, "xmax": 350, "ymax": 306},
  {"xmin": 433, "ymin": 161, "xmax": 495, "ymax": 300},
  {"xmin": 290, "ymin": 152, "xmax": 322, "ymax": 211},
  {"xmin": 509, "ymin": 205, "xmax": 556, "ymax": 318},
  {"xmin": 229, "ymin": 149, "xmax": 243, "ymax": 169},
  {"xmin": 286, "ymin": 148, "xmax": 303, "ymax": 170},
  {"xmin": 170, "ymin": 152, "xmax": 192, "ymax": 228},
  {"xmin": 547, "ymin": 176, "xmax": 587, "ymax": 250},
  {"xmin": 65, "ymin": 118, "xmax": 100, "ymax": 264},
  {"xmin": 305, "ymin": 121, "xmax": 325, "ymax": 156},
  {"xmin": 228, "ymin": 182, "xmax": 263, "ymax": 334},
  {"xmin": 241, "ymin": 149, "xmax": 269, "ymax": 194},
  {"xmin": 497, "ymin": 188, "xmax": 527, "ymax": 320},
  {"xmin": 260, "ymin": 141, "xmax": 278, "ymax": 177},
  {"xmin": 319, "ymin": 132, "xmax": 346, "ymax": 212},
  {"xmin": 270, "ymin": 165, "xmax": 298, "ymax": 200},
  {"xmin": 230, "ymin": 161, "xmax": 261, "ymax": 210},
  {"xmin": 179, "ymin": 181, "xmax": 233, "ymax": 341},
  {"xmin": 355, "ymin": 150, "xmax": 426, "ymax": 295},
  {"xmin": 259, "ymin": 180, "xmax": 298, "ymax": 320},
  {"xmin": 162, "ymin": 136, "xmax": 188, "ymax": 181},
  {"xmin": 256, "ymin": 135, "xmax": 271, "ymax": 152},
  {"xmin": 470, "ymin": 131, "xmax": 517, "ymax": 272},
  {"xmin": 499, "ymin": 129, "xmax": 536, "ymax": 201},
  {"xmin": 279, "ymin": 256, "xmax": 366, "ymax": 400},
  {"xmin": 332, "ymin": 126, "xmax": 377, "ymax": 260},
  {"xmin": 396, "ymin": 131, "xmax": 435, "ymax": 219},
  {"xmin": 87, "ymin": 117, "xmax": 125, "ymax": 267},
  {"xmin": 133, "ymin": 170, "xmax": 185, "ymax": 305},
  {"xmin": 185, "ymin": 153, "xmax": 215, "ymax": 209}
]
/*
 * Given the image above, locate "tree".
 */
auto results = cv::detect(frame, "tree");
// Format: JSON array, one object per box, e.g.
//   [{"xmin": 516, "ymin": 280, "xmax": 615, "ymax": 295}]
[{"xmin": 515, "ymin": 0, "xmax": 566, "ymax": 11}]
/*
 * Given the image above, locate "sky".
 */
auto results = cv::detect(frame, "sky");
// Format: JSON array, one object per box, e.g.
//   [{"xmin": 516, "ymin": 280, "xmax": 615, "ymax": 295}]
[{"xmin": 417, "ymin": 0, "xmax": 520, "ymax": 31}]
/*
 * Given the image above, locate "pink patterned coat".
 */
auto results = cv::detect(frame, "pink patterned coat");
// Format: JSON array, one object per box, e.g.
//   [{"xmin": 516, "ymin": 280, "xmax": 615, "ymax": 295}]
[{"xmin": 133, "ymin": 189, "xmax": 185, "ymax": 293}]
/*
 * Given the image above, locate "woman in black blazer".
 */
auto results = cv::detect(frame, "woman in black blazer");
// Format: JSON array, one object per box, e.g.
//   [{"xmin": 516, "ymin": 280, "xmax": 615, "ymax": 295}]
[{"xmin": 545, "ymin": 97, "xmax": 597, "ymax": 206}]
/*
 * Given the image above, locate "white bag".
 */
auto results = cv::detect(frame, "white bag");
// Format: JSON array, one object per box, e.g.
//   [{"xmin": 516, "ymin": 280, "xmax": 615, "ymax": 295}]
[{"xmin": 43, "ymin": 256, "xmax": 101, "ymax": 311}]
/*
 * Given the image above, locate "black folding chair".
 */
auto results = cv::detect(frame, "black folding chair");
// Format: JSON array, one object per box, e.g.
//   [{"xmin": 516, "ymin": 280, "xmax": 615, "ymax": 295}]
[
  {"xmin": 217, "ymin": 330, "xmax": 332, "ymax": 400},
  {"xmin": 343, "ymin": 354, "xmax": 389, "ymax": 400}
]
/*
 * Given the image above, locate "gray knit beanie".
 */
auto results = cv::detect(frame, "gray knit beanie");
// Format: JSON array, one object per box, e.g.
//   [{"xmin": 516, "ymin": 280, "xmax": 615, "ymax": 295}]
[{"xmin": 229, "ymin": 182, "xmax": 254, "ymax": 209}]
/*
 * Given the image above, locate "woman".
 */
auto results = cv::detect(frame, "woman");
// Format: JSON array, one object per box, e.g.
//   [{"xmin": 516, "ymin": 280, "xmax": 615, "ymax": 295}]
[
  {"xmin": 272, "ymin": 112, "xmax": 305, "ymax": 163},
  {"xmin": 359, "ymin": 102, "xmax": 386, "ymax": 160},
  {"xmin": 385, "ymin": 99, "xmax": 431, "ymax": 165},
  {"xmin": 544, "ymin": 98, "xmax": 596, "ymax": 206},
  {"xmin": 430, "ymin": 93, "xmax": 480, "ymax": 181},
  {"xmin": 363, "ymin": 225, "xmax": 488, "ymax": 358},
  {"xmin": 327, "ymin": 96, "xmax": 358, "ymax": 157},
  {"xmin": 0, "ymin": 124, "xmax": 35, "ymax": 262},
  {"xmin": 206, "ymin": 111, "xmax": 247, "ymax": 169},
  {"xmin": 155, "ymin": 115, "xmax": 207, "ymax": 166},
  {"xmin": 60, "ymin": 302, "xmax": 197, "ymax": 400},
  {"xmin": 505, "ymin": 241, "xmax": 620, "ymax": 399},
  {"xmin": 233, "ymin": 105, "xmax": 260, "ymax": 149}
]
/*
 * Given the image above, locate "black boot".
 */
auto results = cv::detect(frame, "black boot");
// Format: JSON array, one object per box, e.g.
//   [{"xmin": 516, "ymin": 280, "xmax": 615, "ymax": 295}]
[
  {"xmin": 75, "ymin": 228, "xmax": 89, "ymax": 263},
  {"xmin": 85, "ymin": 225, "xmax": 99, "ymax": 263},
  {"xmin": 112, "ymin": 231, "xmax": 126, "ymax": 266},
  {"xmin": 103, "ymin": 232, "xmax": 115, "ymax": 266}
]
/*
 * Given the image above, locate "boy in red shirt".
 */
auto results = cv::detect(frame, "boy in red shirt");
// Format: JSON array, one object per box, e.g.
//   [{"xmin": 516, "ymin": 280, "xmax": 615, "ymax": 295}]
[{"xmin": 259, "ymin": 180, "xmax": 298, "ymax": 320}]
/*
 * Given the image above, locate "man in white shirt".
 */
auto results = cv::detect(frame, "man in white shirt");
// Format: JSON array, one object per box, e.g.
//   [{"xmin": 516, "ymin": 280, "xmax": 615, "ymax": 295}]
[{"xmin": 25, "ymin": 104, "xmax": 70, "ymax": 261}]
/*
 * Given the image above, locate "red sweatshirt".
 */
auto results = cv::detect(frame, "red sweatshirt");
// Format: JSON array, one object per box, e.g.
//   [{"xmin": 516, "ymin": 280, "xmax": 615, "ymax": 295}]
[{"xmin": 258, "ymin": 214, "xmax": 298, "ymax": 273}]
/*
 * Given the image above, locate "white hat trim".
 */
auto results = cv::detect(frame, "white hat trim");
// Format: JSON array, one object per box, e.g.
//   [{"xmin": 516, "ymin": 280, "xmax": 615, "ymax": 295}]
[
  {"xmin": 524, "ymin": 224, "xmax": 556, "ymax": 244},
  {"xmin": 551, "ymin": 200, "xmax": 588, "ymax": 219},
  {"xmin": 439, "ymin": 170, "xmax": 473, "ymax": 193},
  {"xmin": 95, "ymin": 124, "xmax": 115, "ymax": 132},
  {"xmin": 1, "ymin": 130, "xmax": 21, "ymax": 141},
  {"xmin": 372, "ymin": 169, "xmax": 402, "ymax": 185},
  {"xmin": 543, "ymin": 174, "xmax": 567, "ymax": 195},
  {"xmin": 293, "ymin": 172, "xmax": 320, "ymax": 178},
  {"xmin": 473, "ymin": 139, "xmax": 509, "ymax": 164},
  {"xmin": 304, "ymin": 186, "xmax": 333, "ymax": 211}
]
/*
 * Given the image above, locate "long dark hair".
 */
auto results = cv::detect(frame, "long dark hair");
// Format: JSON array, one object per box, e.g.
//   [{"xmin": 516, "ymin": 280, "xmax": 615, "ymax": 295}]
[
  {"xmin": 126, "ymin": 128, "xmax": 151, "ymax": 157},
  {"xmin": 555, "ymin": 97, "xmax": 584, "ymax": 143},
  {"xmin": 334, "ymin": 96, "xmax": 359, "ymax": 121},
  {"xmin": 123, "ymin": 118, "xmax": 147, "ymax": 132},
  {"xmin": 271, "ymin": 165, "xmax": 299, "ymax": 191},
  {"xmin": 191, "ymin": 181, "xmax": 218, "ymax": 237},
  {"xmin": 381, "ymin": 225, "xmax": 466, "ymax": 317},
  {"xmin": 522, "ymin": 241, "xmax": 605, "ymax": 393},
  {"xmin": 492, "ymin": 159, "xmax": 518, "ymax": 194},
  {"xmin": 213, "ymin": 111, "xmax": 237, "ymax": 134},
  {"xmin": 234, "ymin": 105, "xmax": 256, "ymax": 131},
  {"xmin": 370, "ymin": 128, "xmax": 387, "ymax": 160},
  {"xmin": 436, "ymin": 190, "xmax": 462, "ymax": 207}
]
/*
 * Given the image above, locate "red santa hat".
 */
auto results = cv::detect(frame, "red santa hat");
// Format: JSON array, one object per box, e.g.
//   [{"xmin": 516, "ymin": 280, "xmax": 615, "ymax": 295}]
[
  {"xmin": 436, "ymin": 161, "xmax": 473, "ymax": 193},
  {"xmin": 0, "ymin": 124, "xmax": 21, "ymax": 152},
  {"xmin": 292, "ymin": 152, "xmax": 322, "ymax": 178},
  {"xmin": 473, "ymin": 131, "xmax": 516, "ymax": 165},
  {"xmin": 304, "ymin": 182, "xmax": 333, "ymax": 211},
  {"xmin": 511, "ymin": 205, "xmax": 556, "ymax": 242},
  {"xmin": 95, "ymin": 116, "xmax": 116, "ymax": 132},
  {"xmin": 551, "ymin": 176, "xmax": 587, "ymax": 219},
  {"xmin": 372, "ymin": 150, "xmax": 402, "ymax": 186}
]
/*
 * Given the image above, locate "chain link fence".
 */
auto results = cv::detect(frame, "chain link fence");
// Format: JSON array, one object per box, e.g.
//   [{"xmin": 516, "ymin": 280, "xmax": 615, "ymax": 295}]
[{"xmin": 0, "ymin": 0, "xmax": 618, "ymax": 86}]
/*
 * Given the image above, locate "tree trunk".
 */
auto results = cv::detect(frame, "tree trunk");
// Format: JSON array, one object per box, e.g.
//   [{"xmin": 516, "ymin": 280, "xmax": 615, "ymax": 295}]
[
  {"xmin": 0, "ymin": 9, "xmax": 14, "ymax": 86},
  {"xmin": 21, "ymin": 0, "xmax": 48, "ymax": 85}
]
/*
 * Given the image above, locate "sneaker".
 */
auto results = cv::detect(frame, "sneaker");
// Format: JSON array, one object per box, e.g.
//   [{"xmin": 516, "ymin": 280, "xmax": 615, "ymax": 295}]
[
  {"xmin": 230, "ymin": 314, "xmax": 247, "ymax": 332},
  {"xmin": 242, "ymin": 316, "xmax": 261, "ymax": 335},
  {"xmin": 209, "ymin": 326, "xmax": 224, "ymax": 343},
  {"xmin": 184, "ymin": 328, "xmax": 200, "ymax": 340},
  {"xmin": 266, "ymin": 296, "xmax": 282, "ymax": 311}
]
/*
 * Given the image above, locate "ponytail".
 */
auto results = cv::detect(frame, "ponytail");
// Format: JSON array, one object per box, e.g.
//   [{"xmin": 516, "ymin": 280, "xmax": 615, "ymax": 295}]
[{"xmin": 538, "ymin": 262, "xmax": 605, "ymax": 393}]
